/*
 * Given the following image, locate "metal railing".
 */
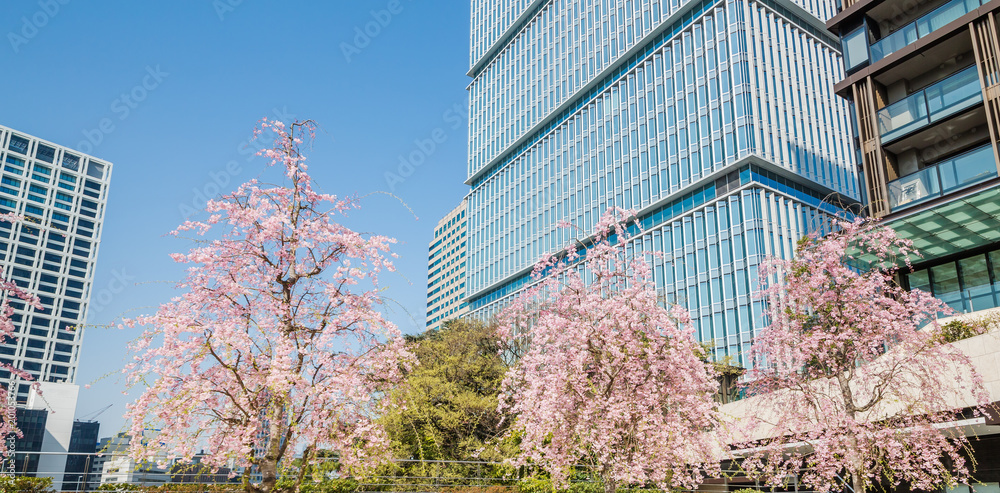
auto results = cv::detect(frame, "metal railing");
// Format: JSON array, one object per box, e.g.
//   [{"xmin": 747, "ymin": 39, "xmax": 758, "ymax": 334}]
[
  {"xmin": 877, "ymin": 66, "xmax": 983, "ymax": 143},
  {"xmin": 870, "ymin": 0, "xmax": 983, "ymax": 62},
  {"xmin": 887, "ymin": 143, "xmax": 997, "ymax": 210}
]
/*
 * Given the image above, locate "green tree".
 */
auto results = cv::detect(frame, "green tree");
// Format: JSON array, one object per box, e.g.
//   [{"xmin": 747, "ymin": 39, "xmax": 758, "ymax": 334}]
[{"xmin": 381, "ymin": 318, "xmax": 512, "ymax": 483}]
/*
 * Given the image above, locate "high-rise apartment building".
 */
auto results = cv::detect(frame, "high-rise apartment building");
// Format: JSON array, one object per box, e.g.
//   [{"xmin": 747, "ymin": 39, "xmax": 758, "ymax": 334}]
[
  {"xmin": 465, "ymin": 0, "xmax": 859, "ymax": 363},
  {"xmin": 0, "ymin": 125, "xmax": 111, "ymax": 394},
  {"xmin": 426, "ymin": 199, "xmax": 469, "ymax": 331},
  {"xmin": 828, "ymin": 0, "xmax": 1000, "ymax": 316}
]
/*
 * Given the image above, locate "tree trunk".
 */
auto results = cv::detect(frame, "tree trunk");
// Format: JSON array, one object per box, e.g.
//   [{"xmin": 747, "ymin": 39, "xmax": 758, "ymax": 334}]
[
  {"xmin": 253, "ymin": 405, "xmax": 289, "ymax": 493},
  {"xmin": 852, "ymin": 474, "xmax": 864, "ymax": 493},
  {"xmin": 254, "ymin": 457, "xmax": 278, "ymax": 493},
  {"xmin": 603, "ymin": 475, "xmax": 616, "ymax": 493}
]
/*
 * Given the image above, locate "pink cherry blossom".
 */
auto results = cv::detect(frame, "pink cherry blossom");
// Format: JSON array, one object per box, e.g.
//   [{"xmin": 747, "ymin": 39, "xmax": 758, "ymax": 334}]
[
  {"xmin": 739, "ymin": 217, "xmax": 990, "ymax": 493},
  {"xmin": 122, "ymin": 121, "xmax": 414, "ymax": 493},
  {"xmin": 497, "ymin": 209, "xmax": 722, "ymax": 493}
]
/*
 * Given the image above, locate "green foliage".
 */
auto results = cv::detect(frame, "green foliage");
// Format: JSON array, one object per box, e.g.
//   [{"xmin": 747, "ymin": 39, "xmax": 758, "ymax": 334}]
[
  {"xmin": 936, "ymin": 313, "xmax": 999, "ymax": 344},
  {"xmin": 731, "ymin": 489, "xmax": 763, "ymax": 493},
  {"xmin": 514, "ymin": 478, "xmax": 666, "ymax": 493},
  {"xmin": 938, "ymin": 320, "xmax": 983, "ymax": 344},
  {"xmin": 95, "ymin": 484, "xmax": 243, "ymax": 492},
  {"xmin": 442, "ymin": 487, "xmax": 517, "ymax": 493},
  {"xmin": 96, "ymin": 483, "xmax": 144, "ymax": 491},
  {"xmin": 382, "ymin": 318, "xmax": 512, "ymax": 478},
  {"xmin": 274, "ymin": 477, "xmax": 359, "ymax": 493},
  {"xmin": 0, "ymin": 476, "xmax": 54, "ymax": 492},
  {"xmin": 516, "ymin": 478, "xmax": 601, "ymax": 493}
]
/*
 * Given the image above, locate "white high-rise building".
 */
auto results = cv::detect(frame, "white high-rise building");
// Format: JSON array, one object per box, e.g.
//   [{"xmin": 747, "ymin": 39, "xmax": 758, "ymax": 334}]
[
  {"xmin": 0, "ymin": 124, "xmax": 113, "ymax": 488},
  {"xmin": 0, "ymin": 124, "xmax": 112, "ymax": 393}
]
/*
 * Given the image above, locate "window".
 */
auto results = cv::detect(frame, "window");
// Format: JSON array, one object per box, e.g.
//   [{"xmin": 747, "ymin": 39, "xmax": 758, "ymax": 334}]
[
  {"xmin": 35, "ymin": 144, "xmax": 55, "ymax": 163},
  {"xmin": 7, "ymin": 135, "xmax": 29, "ymax": 155},
  {"xmin": 842, "ymin": 27, "xmax": 869, "ymax": 72},
  {"xmin": 86, "ymin": 161, "xmax": 105, "ymax": 179},
  {"xmin": 61, "ymin": 153, "xmax": 79, "ymax": 171},
  {"xmin": 907, "ymin": 249, "xmax": 1000, "ymax": 314}
]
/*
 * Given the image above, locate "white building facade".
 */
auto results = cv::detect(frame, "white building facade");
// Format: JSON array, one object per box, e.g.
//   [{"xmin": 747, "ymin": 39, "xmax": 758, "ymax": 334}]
[{"xmin": 0, "ymin": 125, "xmax": 112, "ymax": 487}]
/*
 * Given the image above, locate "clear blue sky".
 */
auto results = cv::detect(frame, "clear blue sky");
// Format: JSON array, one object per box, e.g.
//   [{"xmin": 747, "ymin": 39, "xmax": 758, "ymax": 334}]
[{"xmin": 1, "ymin": 1, "xmax": 472, "ymax": 437}]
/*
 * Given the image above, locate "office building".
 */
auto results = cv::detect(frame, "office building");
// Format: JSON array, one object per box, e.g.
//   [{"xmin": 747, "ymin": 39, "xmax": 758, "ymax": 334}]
[
  {"xmin": 0, "ymin": 124, "xmax": 112, "ymax": 392},
  {"xmin": 64, "ymin": 419, "xmax": 100, "ymax": 492},
  {"xmin": 465, "ymin": 0, "xmax": 859, "ymax": 363},
  {"xmin": 0, "ymin": 124, "xmax": 113, "ymax": 489},
  {"xmin": 11, "ymin": 407, "xmax": 46, "ymax": 475},
  {"xmin": 828, "ymin": 0, "xmax": 1000, "ymax": 316},
  {"xmin": 426, "ymin": 199, "xmax": 469, "ymax": 331}
]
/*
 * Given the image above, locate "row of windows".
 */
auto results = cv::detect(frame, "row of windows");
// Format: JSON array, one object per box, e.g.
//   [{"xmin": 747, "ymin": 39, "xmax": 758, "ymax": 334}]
[
  {"xmin": 1, "ymin": 158, "xmax": 106, "ymax": 199},
  {"xmin": 0, "ymin": 220, "xmax": 98, "ymax": 267},
  {"xmin": 471, "ymin": 0, "xmax": 716, "ymax": 176},
  {"xmin": 468, "ymin": 186, "xmax": 833, "ymax": 365},
  {"xmin": 906, "ymin": 248, "xmax": 1000, "ymax": 315},
  {"xmin": 468, "ymin": 0, "xmax": 840, "ymax": 178},
  {"xmin": 433, "ymin": 208, "xmax": 467, "ymax": 238},
  {"xmin": 468, "ymin": 4, "xmax": 758, "ymax": 295},
  {"xmin": 466, "ymin": 163, "xmax": 830, "ymax": 304},
  {"xmin": 3, "ymin": 129, "xmax": 109, "ymax": 181},
  {"xmin": 744, "ymin": 2, "xmax": 858, "ymax": 198},
  {"xmin": 469, "ymin": 0, "xmax": 534, "ymax": 68}
]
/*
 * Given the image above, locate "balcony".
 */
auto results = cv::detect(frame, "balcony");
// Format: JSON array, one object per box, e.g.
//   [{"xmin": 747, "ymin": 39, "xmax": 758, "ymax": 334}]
[
  {"xmin": 877, "ymin": 66, "xmax": 982, "ymax": 143},
  {"xmin": 887, "ymin": 144, "xmax": 997, "ymax": 210},
  {"xmin": 870, "ymin": 0, "xmax": 982, "ymax": 62}
]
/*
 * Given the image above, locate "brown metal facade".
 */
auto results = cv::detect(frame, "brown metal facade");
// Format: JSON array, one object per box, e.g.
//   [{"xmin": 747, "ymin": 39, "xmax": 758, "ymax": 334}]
[
  {"xmin": 851, "ymin": 78, "xmax": 895, "ymax": 217},
  {"xmin": 971, "ymin": 12, "xmax": 1000, "ymax": 171}
]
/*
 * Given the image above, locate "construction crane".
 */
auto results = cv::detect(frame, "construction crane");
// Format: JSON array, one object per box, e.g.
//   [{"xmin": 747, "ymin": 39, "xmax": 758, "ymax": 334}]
[{"xmin": 77, "ymin": 404, "xmax": 113, "ymax": 423}]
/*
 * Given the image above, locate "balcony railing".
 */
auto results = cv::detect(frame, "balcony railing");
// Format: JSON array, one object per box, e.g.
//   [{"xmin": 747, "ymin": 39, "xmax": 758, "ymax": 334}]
[
  {"xmin": 877, "ymin": 66, "xmax": 982, "ymax": 143},
  {"xmin": 870, "ymin": 0, "xmax": 982, "ymax": 62},
  {"xmin": 887, "ymin": 144, "xmax": 997, "ymax": 210}
]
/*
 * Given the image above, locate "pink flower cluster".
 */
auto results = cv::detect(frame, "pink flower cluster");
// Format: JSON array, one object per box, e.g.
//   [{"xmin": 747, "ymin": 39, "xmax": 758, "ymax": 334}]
[
  {"xmin": 121, "ymin": 121, "xmax": 414, "ymax": 488},
  {"xmin": 497, "ymin": 209, "xmax": 722, "ymax": 490},
  {"xmin": 741, "ymin": 217, "xmax": 990, "ymax": 493}
]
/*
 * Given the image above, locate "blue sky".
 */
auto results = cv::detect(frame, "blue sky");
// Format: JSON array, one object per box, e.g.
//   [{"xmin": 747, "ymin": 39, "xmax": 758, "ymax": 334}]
[{"xmin": 2, "ymin": 1, "xmax": 472, "ymax": 436}]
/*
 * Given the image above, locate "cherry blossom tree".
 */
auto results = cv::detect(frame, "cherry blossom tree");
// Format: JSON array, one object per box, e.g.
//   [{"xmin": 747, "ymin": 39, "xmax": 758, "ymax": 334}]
[
  {"xmin": 123, "ymin": 121, "xmax": 413, "ymax": 493},
  {"xmin": 740, "ymin": 218, "xmax": 990, "ymax": 493},
  {"xmin": 0, "ymin": 214, "xmax": 43, "ymax": 449},
  {"xmin": 497, "ymin": 209, "xmax": 722, "ymax": 493}
]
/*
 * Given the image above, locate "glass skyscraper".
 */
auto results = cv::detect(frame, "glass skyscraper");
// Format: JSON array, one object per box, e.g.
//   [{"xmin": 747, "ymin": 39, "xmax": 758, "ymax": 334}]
[
  {"xmin": 0, "ymin": 124, "xmax": 112, "ymax": 398},
  {"xmin": 465, "ymin": 0, "xmax": 859, "ymax": 364}
]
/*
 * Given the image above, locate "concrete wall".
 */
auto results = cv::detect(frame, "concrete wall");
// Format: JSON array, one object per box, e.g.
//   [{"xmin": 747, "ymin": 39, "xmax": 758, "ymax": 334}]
[{"xmin": 26, "ymin": 382, "xmax": 79, "ymax": 491}]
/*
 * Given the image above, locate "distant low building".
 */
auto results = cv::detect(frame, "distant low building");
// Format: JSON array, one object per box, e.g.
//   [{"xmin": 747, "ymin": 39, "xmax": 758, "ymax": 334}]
[
  {"xmin": 425, "ymin": 199, "xmax": 468, "ymax": 331},
  {"xmin": 97, "ymin": 431, "xmax": 169, "ymax": 487}
]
